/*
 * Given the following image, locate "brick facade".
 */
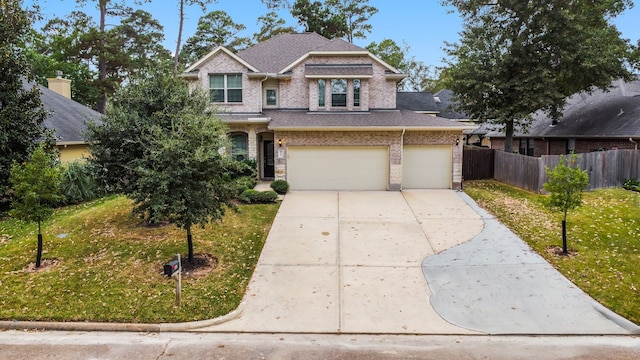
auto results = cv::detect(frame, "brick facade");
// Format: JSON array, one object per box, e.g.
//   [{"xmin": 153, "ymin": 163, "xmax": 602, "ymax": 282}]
[{"xmin": 274, "ymin": 130, "xmax": 464, "ymax": 190}]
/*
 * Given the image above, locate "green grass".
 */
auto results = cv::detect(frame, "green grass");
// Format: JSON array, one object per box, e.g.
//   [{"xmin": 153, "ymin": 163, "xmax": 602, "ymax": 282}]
[
  {"xmin": 464, "ymin": 180, "xmax": 640, "ymax": 325},
  {"xmin": 0, "ymin": 196, "xmax": 279, "ymax": 323}
]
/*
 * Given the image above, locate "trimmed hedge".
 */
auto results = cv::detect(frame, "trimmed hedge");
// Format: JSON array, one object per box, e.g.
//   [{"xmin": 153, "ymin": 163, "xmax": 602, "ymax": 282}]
[
  {"xmin": 240, "ymin": 189, "xmax": 278, "ymax": 203},
  {"xmin": 270, "ymin": 179, "xmax": 289, "ymax": 195}
]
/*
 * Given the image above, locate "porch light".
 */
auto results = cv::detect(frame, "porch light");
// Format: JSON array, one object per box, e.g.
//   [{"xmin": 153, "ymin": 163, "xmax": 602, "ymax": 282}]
[
  {"xmin": 456, "ymin": 138, "xmax": 460, "ymax": 146},
  {"xmin": 278, "ymin": 138, "xmax": 282, "ymax": 147}
]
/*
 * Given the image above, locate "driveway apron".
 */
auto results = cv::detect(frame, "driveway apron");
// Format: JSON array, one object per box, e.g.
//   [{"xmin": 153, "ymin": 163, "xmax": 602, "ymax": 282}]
[{"xmin": 197, "ymin": 190, "xmax": 635, "ymax": 335}]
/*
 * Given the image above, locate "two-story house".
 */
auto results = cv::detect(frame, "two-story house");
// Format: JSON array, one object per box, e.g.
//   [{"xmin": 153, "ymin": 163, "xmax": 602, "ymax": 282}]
[{"xmin": 181, "ymin": 33, "xmax": 472, "ymax": 191}]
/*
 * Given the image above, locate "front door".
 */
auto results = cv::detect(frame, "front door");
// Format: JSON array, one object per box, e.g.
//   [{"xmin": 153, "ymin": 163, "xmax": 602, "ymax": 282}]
[{"xmin": 263, "ymin": 140, "xmax": 275, "ymax": 179}]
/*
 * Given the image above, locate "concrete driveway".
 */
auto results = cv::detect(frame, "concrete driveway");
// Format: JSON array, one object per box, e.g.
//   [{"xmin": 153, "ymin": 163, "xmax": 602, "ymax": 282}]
[{"xmin": 197, "ymin": 190, "xmax": 637, "ymax": 335}]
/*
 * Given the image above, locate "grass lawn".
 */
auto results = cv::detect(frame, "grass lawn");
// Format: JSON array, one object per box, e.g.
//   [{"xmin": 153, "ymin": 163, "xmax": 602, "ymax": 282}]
[
  {"xmin": 464, "ymin": 180, "xmax": 640, "ymax": 325},
  {"xmin": 0, "ymin": 196, "xmax": 279, "ymax": 323}
]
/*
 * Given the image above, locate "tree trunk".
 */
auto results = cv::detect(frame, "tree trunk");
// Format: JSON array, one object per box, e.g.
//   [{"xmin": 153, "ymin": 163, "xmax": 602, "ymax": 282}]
[
  {"xmin": 562, "ymin": 219, "xmax": 568, "ymax": 254},
  {"xmin": 187, "ymin": 226, "xmax": 194, "ymax": 263},
  {"xmin": 504, "ymin": 119, "xmax": 515, "ymax": 153},
  {"xmin": 97, "ymin": 1, "xmax": 108, "ymax": 114},
  {"xmin": 173, "ymin": 0, "xmax": 185, "ymax": 72},
  {"xmin": 36, "ymin": 221, "xmax": 43, "ymax": 268}
]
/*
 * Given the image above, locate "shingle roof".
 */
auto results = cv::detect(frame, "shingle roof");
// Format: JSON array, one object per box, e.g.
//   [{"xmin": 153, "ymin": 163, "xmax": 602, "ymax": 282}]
[
  {"xmin": 396, "ymin": 92, "xmax": 438, "ymax": 112},
  {"xmin": 305, "ymin": 64, "xmax": 373, "ymax": 77},
  {"xmin": 264, "ymin": 109, "xmax": 471, "ymax": 130},
  {"xmin": 236, "ymin": 33, "xmax": 331, "ymax": 73},
  {"xmin": 490, "ymin": 78, "xmax": 640, "ymax": 138},
  {"xmin": 313, "ymin": 38, "xmax": 367, "ymax": 52},
  {"xmin": 433, "ymin": 89, "xmax": 469, "ymax": 119},
  {"xmin": 37, "ymin": 84, "xmax": 103, "ymax": 144}
]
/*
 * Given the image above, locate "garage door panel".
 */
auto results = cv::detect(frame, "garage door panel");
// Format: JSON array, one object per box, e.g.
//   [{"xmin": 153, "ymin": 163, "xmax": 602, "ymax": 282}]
[
  {"xmin": 288, "ymin": 146, "xmax": 388, "ymax": 190},
  {"xmin": 403, "ymin": 145, "xmax": 451, "ymax": 189}
]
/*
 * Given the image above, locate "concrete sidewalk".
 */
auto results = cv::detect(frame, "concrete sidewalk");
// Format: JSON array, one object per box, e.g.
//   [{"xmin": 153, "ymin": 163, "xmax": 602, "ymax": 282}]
[
  {"xmin": 198, "ymin": 190, "xmax": 484, "ymax": 334},
  {"xmin": 197, "ymin": 190, "xmax": 637, "ymax": 335}
]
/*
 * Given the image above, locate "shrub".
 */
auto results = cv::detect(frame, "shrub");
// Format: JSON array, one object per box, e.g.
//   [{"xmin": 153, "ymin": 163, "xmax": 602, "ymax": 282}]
[
  {"xmin": 59, "ymin": 160, "xmax": 102, "ymax": 205},
  {"xmin": 224, "ymin": 159, "xmax": 257, "ymax": 180},
  {"xmin": 240, "ymin": 189, "xmax": 278, "ymax": 203},
  {"xmin": 230, "ymin": 176, "xmax": 257, "ymax": 199},
  {"xmin": 270, "ymin": 179, "xmax": 289, "ymax": 195},
  {"xmin": 623, "ymin": 178, "xmax": 640, "ymax": 192}
]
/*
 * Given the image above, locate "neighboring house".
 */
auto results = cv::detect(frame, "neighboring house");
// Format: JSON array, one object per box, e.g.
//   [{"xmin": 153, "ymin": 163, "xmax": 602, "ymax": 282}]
[
  {"xmin": 36, "ymin": 75, "xmax": 103, "ymax": 162},
  {"xmin": 434, "ymin": 89, "xmax": 489, "ymax": 147},
  {"xmin": 489, "ymin": 78, "xmax": 640, "ymax": 156},
  {"xmin": 181, "ymin": 33, "xmax": 473, "ymax": 191}
]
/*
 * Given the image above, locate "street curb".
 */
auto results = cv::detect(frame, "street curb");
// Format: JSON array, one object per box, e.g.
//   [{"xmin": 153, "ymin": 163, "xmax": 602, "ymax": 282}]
[
  {"xmin": 592, "ymin": 301, "xmax": 640, "ymax": 334},
  {"xmin": 0, "ymin": 301, "xmax": 245, "ymax": 333}
]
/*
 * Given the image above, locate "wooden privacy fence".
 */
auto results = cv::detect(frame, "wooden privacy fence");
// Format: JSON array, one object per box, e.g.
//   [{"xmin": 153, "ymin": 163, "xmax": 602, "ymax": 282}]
[
  {"xmin": 492, "ymin": 149, "xmax": 640, "ymax": 192},
  {"xmin": 462, "ymin": 146, "xmax": 494, "ymax": 180}
]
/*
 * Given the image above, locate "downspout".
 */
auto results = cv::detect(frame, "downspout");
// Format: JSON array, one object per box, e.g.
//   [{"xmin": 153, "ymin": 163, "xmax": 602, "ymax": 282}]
[
  {"xmin": 259, "ymin": 74, "xmax": 268, "ymax": 112},
  {"xmin": 398, "ymin": 128, "xmax": 405, "ymax": 191},
  {"xmin": 630, "ymin": 137, "xmax": 638, "ymax": 150}
]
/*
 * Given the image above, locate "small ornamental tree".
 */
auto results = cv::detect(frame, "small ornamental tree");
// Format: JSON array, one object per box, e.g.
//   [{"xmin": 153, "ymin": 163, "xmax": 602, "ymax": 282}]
[
  {"xmin": 9, "ymin": 145, "xmax": 63, "ymax": 268},
  {"xmin": 543, "ymin": 154, "xmax": 589, "ymax": 254}
]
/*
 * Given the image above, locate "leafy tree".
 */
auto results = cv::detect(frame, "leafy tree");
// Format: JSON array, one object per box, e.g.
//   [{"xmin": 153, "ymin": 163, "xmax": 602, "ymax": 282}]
[
  {"xmin": 326, "ymin": 0, "xmax": 377, "ymax": 42},
  {"xmin": 543, "ymin": 154, "xmax": 590, "ymax": 254},
  {"xmin": 0, "ymin": 0, "xmax": 49, "ymax": 202},
  {"xmin": 444, "ymin": 0, "xmax": 636, "ymax": 153},
  {"xmin": 132, "ymin": 108, "xmax": 233, "ymax": 263},
  {"xmin": 25, "ymin": 13, "xmax": 101, "ymax": 108},
  {"xmin": 9, "ymin": 145, "xmax": 63, "ymax": 268},
  {"xmin": 173, "ymin": 0, "xmax": 216, "ymax": 72},
  {"xmin": 87, "ymin": 68, "xmax": 197, "ymax": 197},
  {"xmin": 180, "ymin": 10, "xmax": 250, "ymax": 65},
  {"xmin": 253, "ymin": 11, "xmax": 295, "ymax": 43},
  {"xmin": 366, "ymin": 39, "xmax": 407, "ymax": 70},
  {"xmin": 291, "ymin": 0, "xmax": 347, "ymax": 39}
]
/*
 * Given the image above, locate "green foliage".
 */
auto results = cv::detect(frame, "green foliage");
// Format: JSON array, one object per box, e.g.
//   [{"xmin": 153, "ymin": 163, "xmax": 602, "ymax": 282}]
[
  {"xmin": 0, "ymin": 0, "xmax": 48, "ymax": 200},
  {"xmin": 270, "ymin": 179, "xmax": 289, "ymax": 195},
  {"xmin": 180, "ymin": 10, "xmax": 250, "ymax": 65},
  {"xmin": 622, "ymin": 178, "xmax": 640, "ymax": 192},
  {"xmin": 59, "ymin": 160, "xmax": 102, "ymax": 205},
  {"xmin": 325, "ymin": 0, "xmax": 378, "ymax": 42},
  {"xmin": 9, "ymin": 145, "xmax": 63, "ymax": 232},
  {"xmin": 253, "ymin": 11, "xmax": 296, "ymax": 43},
  {"xmin": 543, "ymin": 154, "xmax": 590, "ymax": 221},
  {"xmin": 239, "ymin": 189, "xmax": 278, "ymax": 203},
  {"xmin": 88, "ymin": 70, "xmax": 212, "ymax": 195},
  {"xmin": 444, "ymin": 0, "xmax": 636, "ymax": 152},
  {"xmin": 291, "ymin": 0, "xmax": 348, "ymax": 39},
  {"xmin": 224, "ymin": 159, "xmax": 258, "ymax": 180}
]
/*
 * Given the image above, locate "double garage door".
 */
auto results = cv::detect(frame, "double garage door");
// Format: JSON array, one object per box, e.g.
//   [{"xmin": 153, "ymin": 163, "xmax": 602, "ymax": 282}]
[{"xmin": 287, "ymin": 145, "xmax": 452, "ymax": 191}]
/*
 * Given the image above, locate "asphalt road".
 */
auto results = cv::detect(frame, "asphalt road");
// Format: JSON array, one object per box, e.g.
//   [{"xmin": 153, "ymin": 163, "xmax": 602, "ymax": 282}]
[{"xmin": 1, "ymin": 331, "xmax": 640, "ymax": 360}]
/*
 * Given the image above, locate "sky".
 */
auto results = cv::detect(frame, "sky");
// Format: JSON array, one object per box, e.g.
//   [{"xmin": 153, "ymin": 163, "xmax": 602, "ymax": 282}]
[{"xmin": 24, "ymin": 0, "xmax": 640, "ymax": 69}]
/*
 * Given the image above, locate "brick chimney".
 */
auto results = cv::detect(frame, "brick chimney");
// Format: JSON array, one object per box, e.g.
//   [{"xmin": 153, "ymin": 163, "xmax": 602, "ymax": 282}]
[{"xmin": 47, "ymin": 70, "xmax": 71, "ymax": 99}]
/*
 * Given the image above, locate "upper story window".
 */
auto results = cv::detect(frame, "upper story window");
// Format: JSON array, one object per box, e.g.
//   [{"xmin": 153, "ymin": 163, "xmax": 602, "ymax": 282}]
[
  {"xmin": 353, "ymin": 79, "xmax": 361, "ymax": 107},
  {"xmin": 209, "ymin": 73, "xmax": 242, "ymax": 103},
  {"xmin": 331, "ymin": 79, "xmax": 347, "ymax": 107},
  {"xmin": 265, "ymin": 89, "xmax": 277, "ymax": 107},
  {"xmin": 318, "ymin": 79, "xmax": 326, "ymax": 107}
]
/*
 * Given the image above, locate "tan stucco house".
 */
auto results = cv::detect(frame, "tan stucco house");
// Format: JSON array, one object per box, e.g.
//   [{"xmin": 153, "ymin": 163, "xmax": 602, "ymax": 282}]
[{"xmin": 181, "ymin": 33, "xmax": 472, "ymax": 190}]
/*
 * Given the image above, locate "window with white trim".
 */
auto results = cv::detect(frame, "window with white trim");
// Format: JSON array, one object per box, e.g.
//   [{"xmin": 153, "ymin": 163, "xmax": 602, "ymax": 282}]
[
  {"xmin": 353, "ymin": 79, "xmax": 361, "ymax": 107},
  {"xmin": 331, "ymin": 79, "xmax": 347, "ymax": 107},
  {"xmin": 318, "ymin": 79, "xmax": 326, "ymax": 107},
  {"xmin": 209, "ymin": 74, "xmax": 242, "ymax": 103},
  {"xmin": 265, "ymin": 88, "xmax": 277, "ymax": 106}
]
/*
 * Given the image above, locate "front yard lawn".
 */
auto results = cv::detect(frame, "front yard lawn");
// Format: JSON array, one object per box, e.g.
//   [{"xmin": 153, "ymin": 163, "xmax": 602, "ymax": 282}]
[
  {"xmin": 464, "ymin": 180, "xmax": 640, "ymax": 325},
  {"xmin": 0, "ymin": 196, "xmax": 279, "ymax": 323}
]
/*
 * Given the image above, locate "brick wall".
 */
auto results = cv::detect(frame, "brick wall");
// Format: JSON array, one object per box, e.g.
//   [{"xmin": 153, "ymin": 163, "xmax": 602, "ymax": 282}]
[{"xmin": 274, "ymin": 130, "xmax": 464, "ymax": 190}]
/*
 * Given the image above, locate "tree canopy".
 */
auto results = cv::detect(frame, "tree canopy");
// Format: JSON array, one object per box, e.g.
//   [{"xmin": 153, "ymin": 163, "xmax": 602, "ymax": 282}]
[
  {"xmin": 0, "ymin": 0, "xmax": 49, "ymax": 201},
  {"xmin": 444, "ymin": 0, "xmax": 637, "ymax": 152}
]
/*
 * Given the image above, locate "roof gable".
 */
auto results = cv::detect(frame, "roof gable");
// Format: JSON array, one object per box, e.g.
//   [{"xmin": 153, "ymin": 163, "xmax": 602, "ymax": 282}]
[{"xmin": 185, "ymin": 46, "xmax": 259, "ymax": 73}]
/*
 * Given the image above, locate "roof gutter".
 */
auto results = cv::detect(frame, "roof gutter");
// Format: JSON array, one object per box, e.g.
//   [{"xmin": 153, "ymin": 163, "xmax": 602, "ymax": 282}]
[
  {"xmin": 630, "ymin": 137, "xmax": 638, "ymax": 150},
  {"xmin": 268, "ymin": 125, "xmax": 475, "ymax": 132}
]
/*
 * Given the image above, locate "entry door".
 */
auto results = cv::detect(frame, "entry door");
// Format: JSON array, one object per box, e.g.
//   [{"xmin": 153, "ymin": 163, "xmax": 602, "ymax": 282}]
[{"xmin": 263, "ymin": 140, "xmax": 275, "ymax": 178}]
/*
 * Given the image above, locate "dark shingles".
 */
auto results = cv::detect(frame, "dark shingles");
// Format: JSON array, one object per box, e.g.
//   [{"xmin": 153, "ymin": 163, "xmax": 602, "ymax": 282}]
[
  {"xmin": 236, "ymin": 33, "xmax": 331, "ymax": 73},
  {"xmin": 396, "ymin": 92, "xmax": 438, "ymax": 112},
  {"xmin": 37, "ymin": 84, "xmax": 103, "ymax": 143},
  {"xmin": 265, "ymin": 109, "xmax": 466, "ymax": 130},
  {"xmin": 433, "ymin": 89, "xmax": 469, "ymax": 120}
]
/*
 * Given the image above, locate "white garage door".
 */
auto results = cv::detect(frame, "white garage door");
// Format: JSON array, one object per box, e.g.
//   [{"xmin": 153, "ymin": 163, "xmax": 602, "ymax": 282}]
[
  {"xmin": 402, "ymin": 145, "xmax": 452, "ymax": 189},
  {"xmin": 287, "ymin": 146, "xmax": 388, "ymax": 190}
]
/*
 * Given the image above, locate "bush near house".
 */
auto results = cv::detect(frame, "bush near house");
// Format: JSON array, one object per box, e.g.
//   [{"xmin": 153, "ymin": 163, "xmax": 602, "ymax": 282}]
[
  {"xmin": 270, "ymin": 180, "xmax": 289, "ymax": 195},
  {"xmin": 623, "ymin": 178, "xmax": 640, "ymax": 192},
  {"xmin": 240, "ymin": 189, "xmax": 278, "ymax": 203}
]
